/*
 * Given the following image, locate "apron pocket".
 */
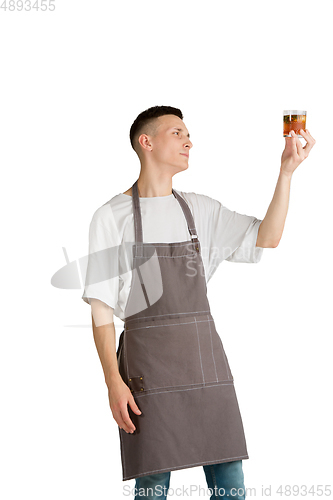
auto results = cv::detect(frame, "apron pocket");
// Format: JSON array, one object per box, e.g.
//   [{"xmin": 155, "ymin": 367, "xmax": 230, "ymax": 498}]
[{"xmin": 125, "ymin": 322, "xmax": 205, "ymax": 391}]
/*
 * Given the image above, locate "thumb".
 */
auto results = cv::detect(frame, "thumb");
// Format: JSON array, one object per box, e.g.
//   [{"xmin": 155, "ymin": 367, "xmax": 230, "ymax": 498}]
[
  {"xmin": 129, "ymin": 396, "xmax": 142, "ymax": 415},
  {"xmin": 289, "ymin": 130, "xmax": 298, "ymax": 154}
]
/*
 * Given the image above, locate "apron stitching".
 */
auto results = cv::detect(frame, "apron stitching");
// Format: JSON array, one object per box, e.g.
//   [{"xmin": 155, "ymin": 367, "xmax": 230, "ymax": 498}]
[
  {"xmin": 124, "ymin": 254, "xmax": 137, "ymax": 320},
  {"xmin": 119, "ymin": 429, "xmax": 127, "ymax": 473},
  {"xmin": 133, "ymin": 212, "xmax": 138, "ymax": 252},
  {"xmin": 130, "ymin": 379, "xmax": 232, "ymax": 393},
  {"xmin": 140, "ymin": 241, "xmax": 195, "ymax": 246},
  {"xmin": 136, "ymin": 264, "xmax": 150, "ymax": 307},
  {"xmin": 126, "ymin": 310, "xmax": 210, "ymax": 323},
  {"xmin": 194, "ymin": 317, "xmax": 205, "ymax": 385},
  {"xmin": 133, "ymin": 381, "xmax": 234, "ymax": 397},
  {"xmin": 122, "ymin": 456, "xmax": 249, "ymax": 480},
  {"xmin": 124, "ymin": 328, "xmax": 130, "ymax": 383},
  {"xmin": 126, "ymin": 318, "xmax": 214, "ymax": 332},
  {"xmin": 129, "ymin": 379, "xmax": 206, "ymax": 388},
  {"xmin": 218, "ymin": 335, "xmax": 231, "ymax": 381},
  {"xmin": 207, "ymin": 314, "xmax": 219, "ymax": 382},
  {"xmin": 137, "ymin": 254, "xmax": 198, "ymax": 258}
]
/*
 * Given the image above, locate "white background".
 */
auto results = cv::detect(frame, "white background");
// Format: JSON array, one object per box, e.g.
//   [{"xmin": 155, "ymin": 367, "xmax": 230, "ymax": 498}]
[{"xmin": 1, "ymin": 0, "xmax": 332, "ymax": 498}]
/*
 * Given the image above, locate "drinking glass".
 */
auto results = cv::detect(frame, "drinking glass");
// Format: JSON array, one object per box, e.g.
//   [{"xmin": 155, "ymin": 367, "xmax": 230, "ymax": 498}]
[{"xmin": 283, "ymin": 110, "xmax": 307, "ymax": 138}]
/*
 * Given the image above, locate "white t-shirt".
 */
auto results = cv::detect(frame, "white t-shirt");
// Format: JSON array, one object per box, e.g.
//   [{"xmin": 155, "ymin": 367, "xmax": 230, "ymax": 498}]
[{"xmin": 82, "ymin": 190, "xmax": 264, "ymax": 321}]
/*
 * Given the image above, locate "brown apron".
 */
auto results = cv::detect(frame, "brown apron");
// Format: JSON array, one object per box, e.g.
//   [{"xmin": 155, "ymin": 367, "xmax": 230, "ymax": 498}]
[{"xmin": 116, "ymin": 180, "xmax": 249, "ymax": 481}]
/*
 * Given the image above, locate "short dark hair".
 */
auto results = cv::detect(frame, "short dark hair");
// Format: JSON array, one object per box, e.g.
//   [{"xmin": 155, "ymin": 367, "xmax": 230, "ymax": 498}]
[{"xmin": 129, "ymin": 105, "xmax": 183, "ymax": 156}]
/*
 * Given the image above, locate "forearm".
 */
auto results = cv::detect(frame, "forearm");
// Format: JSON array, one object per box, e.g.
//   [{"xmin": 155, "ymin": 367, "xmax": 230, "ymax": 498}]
[
  {"xmin": 256, "ymin": 168, "xmax": 292, "ymax": 247},
  {"xmin": 91, "ymin": 300, "xmax": 122, "ymax": 388}
]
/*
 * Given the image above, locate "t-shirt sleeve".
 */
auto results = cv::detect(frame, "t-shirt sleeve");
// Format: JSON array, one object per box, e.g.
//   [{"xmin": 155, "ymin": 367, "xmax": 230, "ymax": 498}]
[
  {"xmin": 208, "ymin": 197, "xmax": 264, "ymax": 269},
  {"xmin": 81, "ymin": 211, "xmax": 120, "ymax": 309},
  {"xmin": 225, "ymin": 217, "xmax": 263, "ymax": 263}
]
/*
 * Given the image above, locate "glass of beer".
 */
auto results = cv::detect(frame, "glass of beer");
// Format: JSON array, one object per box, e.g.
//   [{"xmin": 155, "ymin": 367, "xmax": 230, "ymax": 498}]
[{"xmin": 283, "ymin": 110, "xmax": 307, "ymax": 138}]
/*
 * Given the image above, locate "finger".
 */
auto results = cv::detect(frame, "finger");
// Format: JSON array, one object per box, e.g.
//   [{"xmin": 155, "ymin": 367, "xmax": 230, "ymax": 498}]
[
  {"xmin": 305, "ymin": 129, "xmax": 316, "ymax": 143},
  {"xmin": 285, "ymin": 136, "xmax": 293, "ymax": 153},
  {"xmin": 112, "ymin": 408, "xmax": 132, "ymax": 434},
  {"xmin": 299, "ymin": 129, "xmax": 316, "ymax": 157},
  {"xmin": 294, "ymin": 132, "xmax": 305, "ymax": 158},
  {"xmin": 119, "ymin": 406, "xmax": 136, "ymax": 433},
  {"xmin": 299, "ymin": 128, "xmax": 316, "ymax": 145},
  {"xmin": 129, "ymin": 396, "xmax": 142, "ymax": 415},
  {"xmin": 289, "ymin": 130, "xmax": 299, "ymax": 156}
]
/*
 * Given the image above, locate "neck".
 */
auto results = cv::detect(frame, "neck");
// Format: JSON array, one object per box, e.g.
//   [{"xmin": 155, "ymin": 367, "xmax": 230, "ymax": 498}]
[{"xmin": 136, "ymin": 171, "xmax": 173, "ymax": 198}]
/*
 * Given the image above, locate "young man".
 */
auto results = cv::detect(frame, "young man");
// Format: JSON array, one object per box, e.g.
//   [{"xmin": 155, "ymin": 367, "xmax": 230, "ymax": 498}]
[{"xmin": 82, "ymin": 106, "xmax": 315, "ymax": 499}]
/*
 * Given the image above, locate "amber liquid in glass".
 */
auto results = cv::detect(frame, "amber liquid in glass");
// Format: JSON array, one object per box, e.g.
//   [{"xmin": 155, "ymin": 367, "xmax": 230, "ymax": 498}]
[{"xmin": 283, "ymin": 114, "xmax": 306, "ymax": 137}]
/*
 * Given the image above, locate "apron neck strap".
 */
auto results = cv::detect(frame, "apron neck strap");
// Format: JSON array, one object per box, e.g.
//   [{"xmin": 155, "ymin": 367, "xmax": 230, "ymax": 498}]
[{"xmin": 131, "ymin": 179, "xmax": 199, "ymax": 251}]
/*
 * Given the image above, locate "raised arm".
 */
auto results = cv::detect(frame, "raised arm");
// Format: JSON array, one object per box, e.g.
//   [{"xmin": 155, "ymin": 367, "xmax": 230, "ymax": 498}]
[{"xmin": 256, "ymin": 129, "xmax": 316, "ymax": 248}]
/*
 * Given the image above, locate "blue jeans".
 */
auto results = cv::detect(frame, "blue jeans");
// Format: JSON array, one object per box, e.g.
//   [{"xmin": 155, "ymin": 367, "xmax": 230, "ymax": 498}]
[{"xmin": 134, "ymin": 460, "xmax": 246, "ymax": 499}]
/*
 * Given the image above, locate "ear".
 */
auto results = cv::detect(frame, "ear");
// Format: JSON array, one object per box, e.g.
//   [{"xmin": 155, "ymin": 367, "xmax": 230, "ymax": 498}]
[{"xmin": 138, "ymin": 134, "xmax": 153, "ymax": 152}]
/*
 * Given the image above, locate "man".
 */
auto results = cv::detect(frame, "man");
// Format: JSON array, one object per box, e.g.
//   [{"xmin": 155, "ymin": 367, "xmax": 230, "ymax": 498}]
[{"xmin": 82, "ymin": 105, "xmax": 315, "ymax": 499}]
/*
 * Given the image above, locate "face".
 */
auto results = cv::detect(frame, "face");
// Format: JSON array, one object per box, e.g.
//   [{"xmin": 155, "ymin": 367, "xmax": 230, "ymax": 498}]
[{"xmin": 139, "ymin": 114, "xmax": 193, "ymax": 173}]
